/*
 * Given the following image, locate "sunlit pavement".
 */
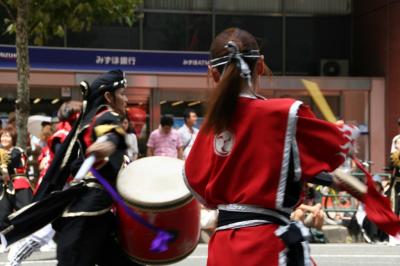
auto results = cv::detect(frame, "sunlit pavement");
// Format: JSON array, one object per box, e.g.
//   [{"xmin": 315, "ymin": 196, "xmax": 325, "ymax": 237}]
[{"xmin": 0, "ymin": 243, "xmax": 399, "ymax": 265}]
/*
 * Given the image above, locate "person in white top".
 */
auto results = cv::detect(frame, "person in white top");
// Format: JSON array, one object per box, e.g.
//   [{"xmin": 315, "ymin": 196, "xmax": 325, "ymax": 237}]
[
  {"xmin": 122, "ymin": 117, "xmax": 139, "ymax": 161},
  {"xmin": 178, "ymin": 109, "xmax": 216, "ymax": 243},
  {"xmin": 390, "ymin": 118, "xmax": 400, "ymax": 153},
  {"xmin": 178, "ymin": 109, "xmax": 199, "ymax": 160}
]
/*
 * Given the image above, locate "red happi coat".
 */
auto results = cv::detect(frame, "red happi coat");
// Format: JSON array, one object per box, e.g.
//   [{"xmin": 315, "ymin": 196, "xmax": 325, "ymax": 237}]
[
  {"xmin": 184, "ymin": 97, "xmax": 356, "ymax": 266},
  {"xmin": 35, "ymin": 122, "xmax": 71, "ymax": 193},
  {"xmin": 185, "ymin": 97, "xmax": 353, "ymax": 210},
  {"xmin": 9, "ymin": 147, "xmax": 30, "ymax": 190}
]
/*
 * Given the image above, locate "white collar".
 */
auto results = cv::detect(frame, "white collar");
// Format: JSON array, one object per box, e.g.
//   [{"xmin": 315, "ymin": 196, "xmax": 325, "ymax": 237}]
[{"xmin": 239, "ymin": 91, "xmax": 266, "ymax": 100}]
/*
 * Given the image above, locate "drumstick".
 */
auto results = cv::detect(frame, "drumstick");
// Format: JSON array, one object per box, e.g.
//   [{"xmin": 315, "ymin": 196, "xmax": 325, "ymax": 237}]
[
  {"xmin": 301, "ymin": 79, "xmax": 337, "ymax": 123},
  {"xmin": 301, "ymin": 79, "xmax": 367, "ymax": 196},
  {"xmin": 74, "ymin": 155, "xmax": 96, "ymax": 181},
  {"xmin": 333, "ymin": 169, "xmax": 367, "ymax": 198}
]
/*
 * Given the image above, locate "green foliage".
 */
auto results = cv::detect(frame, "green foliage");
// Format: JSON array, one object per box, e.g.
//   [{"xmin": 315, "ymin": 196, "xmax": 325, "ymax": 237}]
[{"xmin": 1, "ymin": 0, "xmax": 142, "ymax": 45}]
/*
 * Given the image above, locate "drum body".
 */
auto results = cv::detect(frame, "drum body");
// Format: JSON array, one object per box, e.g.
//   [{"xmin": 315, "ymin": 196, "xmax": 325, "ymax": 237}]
[{"xmin": 116, "ymin": 156, "xmax": 201, "ymax": 265}]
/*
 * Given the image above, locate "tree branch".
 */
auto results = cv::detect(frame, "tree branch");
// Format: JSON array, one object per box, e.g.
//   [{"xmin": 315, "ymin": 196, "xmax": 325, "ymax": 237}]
[{"xmin": 0, "ymin": 0, "xmax": 15, "ymax": 21}]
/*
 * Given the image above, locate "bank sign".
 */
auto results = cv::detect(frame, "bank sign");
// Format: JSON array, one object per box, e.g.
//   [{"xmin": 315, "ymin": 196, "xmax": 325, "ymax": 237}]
[{"xmin": 0, "ymin": 45, "xmax": 209, "ymax": 74}]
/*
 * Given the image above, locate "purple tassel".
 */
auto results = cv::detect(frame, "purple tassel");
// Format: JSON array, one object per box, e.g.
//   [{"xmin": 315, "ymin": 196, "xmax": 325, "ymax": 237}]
[{"xmin": 150, "ymin": 231, "xmax": 174, "ymax": 253}]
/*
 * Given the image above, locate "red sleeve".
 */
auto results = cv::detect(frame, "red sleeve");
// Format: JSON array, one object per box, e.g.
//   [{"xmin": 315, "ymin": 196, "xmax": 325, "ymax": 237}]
[{"xmin": 296, "ymin": 105, "xmax": 359, "ymax": 180}]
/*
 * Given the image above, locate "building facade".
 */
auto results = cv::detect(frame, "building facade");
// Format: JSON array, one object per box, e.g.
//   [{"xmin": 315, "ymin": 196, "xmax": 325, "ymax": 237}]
[{"xmin": 0, "ymin": 0, "xmax": 394, "ymax": 172}]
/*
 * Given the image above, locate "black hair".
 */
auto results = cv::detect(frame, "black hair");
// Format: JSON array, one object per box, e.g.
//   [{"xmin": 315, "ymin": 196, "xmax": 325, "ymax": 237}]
[
  {"xmin": 183, "ymin": 108, "xmax": 196, "ymax": 123},
  {"xmin": 41, "ymin": 121, "xmax": 51, "ymax": 127},
  {"xmin": 160, "ymin": 115, "xmax": 174, "ymax": 127},
  {"xmin": 122, "ymin": 116, "xmax": 134, "ymax": 134},
  {"xmin": 82, "ymin": 69, "xmax": 126, "ymax": 126},
  {"xmin": 204, "ymin": 28, "xmax": 263, "ymax": 133}
]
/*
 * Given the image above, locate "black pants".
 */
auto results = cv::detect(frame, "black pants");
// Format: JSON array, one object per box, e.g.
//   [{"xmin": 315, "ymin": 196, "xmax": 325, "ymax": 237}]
[
  {"xmin": 362, "ymin": 217, "xmax": 389, "ymax": 242},
  {"xmin": 55, "ymin": 213, "xmax": 143, "ymax": 266},
  {"xmin": 0, "ymin": 188, "xmax": 33, "ymax": 229},
  {"xmin": 393, "ymin": 182, "xmax": 400, "ymax": 215}
]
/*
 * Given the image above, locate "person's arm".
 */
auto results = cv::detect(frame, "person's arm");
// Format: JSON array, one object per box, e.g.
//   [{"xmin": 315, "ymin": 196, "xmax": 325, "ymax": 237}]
[
  {"xmin": 146, "ymin": 132, "xmax": 155, "ymax": 157},
  {"xmin": 177, "ymin": 146, "xmax": 183, "ymax": 160},
  {"xmin": 147, "ymin": 147, "xmax": 154, "ymax": 157},
  {"xmin": 296, "ymin": 203, "xmax": 322, "ymax": 216},
  {"xmin": 176, "ymin": 131, "xmax": 183, "ymax": 159},
  {"xmin": 310, "ymin": 171, "xmax": 334, "ymax": 186},
  {"xmin": 131, "ymin": 134, "xmax": 139, "ymax": 160},
  {"xmin": 296, "ymin": 104, "xmax": 359, "ymax": 181},
  {"xmin": 52, "ymin": 139, "xmax": 62, "ymax": 154},
  {"xmin": 86, "ymin": 111, "xmax": 126, "ymax": 161},
  {"xmin": 86, "ymin": 139, "xmax": 116, "ymax": 159}
]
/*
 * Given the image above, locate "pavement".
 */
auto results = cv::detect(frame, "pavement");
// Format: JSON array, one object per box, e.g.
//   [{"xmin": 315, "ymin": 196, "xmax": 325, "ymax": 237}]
[
  {"xmin": 322, "ymin": 224, "xmax": 353, "ymax": 243},
  {"xmin": 0, "ymin": 243, "xmax": 399, "ymax": 265}
]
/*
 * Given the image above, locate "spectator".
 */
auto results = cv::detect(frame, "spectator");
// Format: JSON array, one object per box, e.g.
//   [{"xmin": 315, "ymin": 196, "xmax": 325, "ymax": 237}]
[
  {"xmin": 389, "ymin": 135, "xmax": 400, "ymax": 215},
  {"xmin": 0, "ymin": 126, "xmax": 32, "ymax": 230},
  {"xmin": 178, "ymin": 109, "xmax": 199, "ymax": 160},
  {"xmin": 122, "ymin": 117, "xmax": 139, "ymax": 161},
  {"xmin": 291, "ymin": 183, "xmax": 325, "ymax": 243},
  {"xmin": 30, "ymin": 121, "xmax": 53, "ymax": 151},
  {"xmin": 291, "ymin": 203, "xmax": 324, "ymax": 230},
  {"xmin": 147, "ymin": 115, "xmax": 183, "ymax": 159},
  {"xmin": 7, "ymin": 100, "xmax": 82, "ymax": 266},
  {"xmin": 40, "ymin": 122, "xmax": 53, "ymax": 148},
  {"xmin": 355, "ymin": 175, "xmax": 389, "ymax": 243},
  {"xmin": 390, "ymin": 118, "xmax": 400, "ymax": 153}
]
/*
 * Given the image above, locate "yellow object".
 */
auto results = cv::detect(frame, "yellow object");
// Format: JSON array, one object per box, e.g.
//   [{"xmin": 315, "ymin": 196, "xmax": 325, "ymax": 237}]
[
  {"xmin": 0, "ymin": 148, "xmax": 10, "ymax": 169},
  {"xmin": 391, "ymin": 150, "xmax": 400, "ymax": 167},
  {"xmin": 301, "ymin": 79, "xmax": 337, "ymax": 123},
  {"xmin": 94, "ymin": 124, "xmax": 125, "ymax": 138}
]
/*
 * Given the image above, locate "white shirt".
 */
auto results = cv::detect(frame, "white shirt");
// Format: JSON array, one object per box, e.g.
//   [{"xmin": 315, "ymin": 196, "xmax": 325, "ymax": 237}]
[
  {"xmin": 125, "ymin": 133, "xmax": 139, "ymax": 161},
  {"xmin": 178, "ymin": 124, "xmax": 199, "ymax": 160},
  {"xmin": 391, "ymin": 134, "xmax": 400, "ymax": 153}
]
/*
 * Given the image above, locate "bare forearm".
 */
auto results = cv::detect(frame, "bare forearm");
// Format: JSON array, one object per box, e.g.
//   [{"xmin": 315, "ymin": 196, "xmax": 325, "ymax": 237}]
[{"xmin": 147, "ymin": 147, "xmax": 154, "ymax": 157}]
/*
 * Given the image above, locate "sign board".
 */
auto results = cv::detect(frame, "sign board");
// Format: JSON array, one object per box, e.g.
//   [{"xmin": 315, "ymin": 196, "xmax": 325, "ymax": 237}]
[{"xmin": 0, "ymin": 45, "xmax": 209, "ymax": 74}]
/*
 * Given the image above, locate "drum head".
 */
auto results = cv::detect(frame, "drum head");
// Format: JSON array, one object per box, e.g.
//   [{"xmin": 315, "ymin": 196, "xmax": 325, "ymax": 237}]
[{"xmin": 117, "ymin": 156, "xmax": 191, "ymax": 209}]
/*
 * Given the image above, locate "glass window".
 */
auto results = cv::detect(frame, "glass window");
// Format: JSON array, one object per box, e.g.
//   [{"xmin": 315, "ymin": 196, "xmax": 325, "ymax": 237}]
[
  {"xmin": 285, "ymin": 0, "xmax": 352, "ymax": 15},
  {"xmin": 143, "ymin": 13, "xmax": 212, "ymax": 51},
  {"xmin": 286, "ymin": 16, "xmax": 351, "ymax": 75},
  {"xmin": 67, "ymin": 23, "xmax": 140, "ymax": 49},
  {"xmin": 144, "ymin": 0, "xmax": 211, "ymax": 11},
  {"xmin": 215, "ymin": 0, "xmax": 281, "ymax": 13},
  {"xmin": 215, "ymin": 15, "xmax": 283, "ymax": 74}
]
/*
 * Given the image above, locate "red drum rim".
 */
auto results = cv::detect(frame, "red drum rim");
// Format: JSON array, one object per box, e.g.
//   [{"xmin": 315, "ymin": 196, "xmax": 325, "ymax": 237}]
[{"xmin": 123, "ymin": 193, "xmax": 194, "ymax": 211}]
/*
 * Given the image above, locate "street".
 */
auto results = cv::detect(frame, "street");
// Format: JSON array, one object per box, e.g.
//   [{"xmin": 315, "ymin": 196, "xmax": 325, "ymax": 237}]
[{"xmin": 0, "ymin": 243, "xmax": 399, "ymax": 265}]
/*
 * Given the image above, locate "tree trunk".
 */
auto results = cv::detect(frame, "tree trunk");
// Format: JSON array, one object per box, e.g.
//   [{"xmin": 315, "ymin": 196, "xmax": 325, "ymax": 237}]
[{"xmin": 15, "ymin": 0, "xmax": 30, "ymax": 149}]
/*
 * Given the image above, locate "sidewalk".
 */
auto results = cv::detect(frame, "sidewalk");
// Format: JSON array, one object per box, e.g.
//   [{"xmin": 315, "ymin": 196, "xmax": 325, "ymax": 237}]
[{"xmin": 322, "ymin": 224, "xmax": 354, "ymax": 243}]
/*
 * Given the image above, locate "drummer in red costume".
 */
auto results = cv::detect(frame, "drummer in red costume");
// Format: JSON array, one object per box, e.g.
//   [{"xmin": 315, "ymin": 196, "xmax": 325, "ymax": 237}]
[
  {"xmin": 35, "ymin": 101, "xmax": 82, "ymax": 193},
  {"xmin": 6, "ymin": 101, "xmax": 83, "ymax": 266},
  {"xmin": 184, "ymin": 28, "xmax": 360, "ymax": 266}
]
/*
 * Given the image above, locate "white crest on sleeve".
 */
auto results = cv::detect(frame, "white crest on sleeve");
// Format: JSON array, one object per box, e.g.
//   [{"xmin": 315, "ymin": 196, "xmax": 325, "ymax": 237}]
[{"xmin": 214, "ymin": 131, "xmax": 235, "ymax": 157}]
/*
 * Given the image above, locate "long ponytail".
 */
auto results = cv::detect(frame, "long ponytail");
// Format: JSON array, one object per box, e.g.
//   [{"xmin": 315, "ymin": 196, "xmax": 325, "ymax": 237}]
[
  {"xmin": 203, "ymin": 28, "xmax": 263, "ymax": 134},
  {"xmin": 203, "ymin": 63, "xmax": 244, "ymax": 134}
]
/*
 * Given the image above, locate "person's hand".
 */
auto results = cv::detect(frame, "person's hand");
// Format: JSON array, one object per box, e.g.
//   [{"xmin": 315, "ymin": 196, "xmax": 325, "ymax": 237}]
[
  {"xmin": 1, "ymin": 168, "xmax": 10, "ymax": 183},
  {"xmin": 311, "ymin": 203, "xmax": 322, "ymax": 217},
  {"xmin": 86, "ymin": 141, "xmax": 116, "ymax": 160}
]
